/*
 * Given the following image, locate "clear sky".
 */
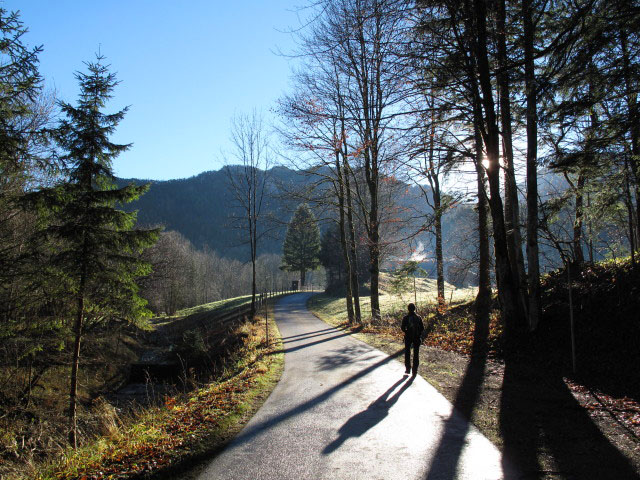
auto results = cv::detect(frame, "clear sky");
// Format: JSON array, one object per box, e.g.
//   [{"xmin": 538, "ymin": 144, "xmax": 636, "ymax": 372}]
[{"xmin": 8, "ymin": 1, "xmax": 301, "ymax": 180}]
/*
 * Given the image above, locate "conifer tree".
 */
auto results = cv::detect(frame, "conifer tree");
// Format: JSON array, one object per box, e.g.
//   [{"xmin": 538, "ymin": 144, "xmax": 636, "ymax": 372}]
[
  {"xmin": 281, "ymin": 204, "xmax": 321, "ymax": 287},
  {"xmin": 27, "ymin": 56, "xmax": 157, "ymax": 448},
  {"xmin": 0, "ymin": 8, "xmax": 43, "ymax": 187},
  {"xmin": 0, "ymin": 7, "xmax": 46, "ymax": 323}
]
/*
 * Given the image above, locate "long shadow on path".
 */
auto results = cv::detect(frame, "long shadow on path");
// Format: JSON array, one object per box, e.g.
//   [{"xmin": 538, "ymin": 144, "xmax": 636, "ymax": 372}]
[
  {"xmin": 280, "ymin": 327, "xmax": 340, "ymax": 341},
  {"xmin": 271, "ymin": 329, "xmax": 363, "ymax": 354},
  {"xmin": 423, "ymin": 303, "xmax": 639, "ymax": 480},
  {"xmin": 227, "ymin": 348, "xmax": 405, "ymax": 447},
  {"xmin": 424, "ymin": 305, "xmax": 499, "ymax": 479},
  {"xmin": 323, "ymin": 375, "xmax": 416, "ymax": 454},
  {"xmin": 281, "ymin": 326, "xmax": 358, "ymax": 345}
]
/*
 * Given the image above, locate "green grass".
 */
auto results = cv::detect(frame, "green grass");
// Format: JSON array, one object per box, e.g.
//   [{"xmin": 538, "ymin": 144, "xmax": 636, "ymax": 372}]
[
  {"xmin": 175, "ymin": 295, "xmax": 254, "ymax": 317},
  {"xmin": 311, "ymin": 275, "xmax": 476, "ymax": 326}
]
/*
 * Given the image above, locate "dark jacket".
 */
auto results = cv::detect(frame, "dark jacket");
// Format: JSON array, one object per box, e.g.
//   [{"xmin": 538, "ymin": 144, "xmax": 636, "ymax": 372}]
[{"xmin": 401, "ymin": 312, "xmax": 424, "ymax": 344}]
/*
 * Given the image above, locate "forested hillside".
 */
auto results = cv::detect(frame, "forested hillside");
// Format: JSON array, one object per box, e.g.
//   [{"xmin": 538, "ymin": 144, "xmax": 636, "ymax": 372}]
[
  {"xmin": 118, "ymin": 166, "xmax": 428, "ymax": 261},
  {"xmin": 117, "ymin": 166, "xmax": 305, "ymax": 260}
]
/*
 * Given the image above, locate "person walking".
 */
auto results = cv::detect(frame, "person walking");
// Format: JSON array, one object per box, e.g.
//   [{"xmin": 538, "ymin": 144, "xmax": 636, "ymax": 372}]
[{"xmin": 401, "ymin": 303, "xmax": 424, "ymax": 376}]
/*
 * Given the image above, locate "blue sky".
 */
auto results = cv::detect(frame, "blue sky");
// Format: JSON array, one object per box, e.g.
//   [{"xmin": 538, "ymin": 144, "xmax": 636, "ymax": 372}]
[{"xmin": 8, "ymin": 1, "xmax": 301, "ymax": 180}]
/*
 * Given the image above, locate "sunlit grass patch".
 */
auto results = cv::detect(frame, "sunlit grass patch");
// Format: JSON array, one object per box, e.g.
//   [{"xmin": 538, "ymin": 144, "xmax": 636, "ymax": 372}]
[
  {"xmin": 308, "ymin": 281, "xmax": 501, "ymax": 357},
  {"xmin": 309, "ymin": 276, "xmax": 477, "ymax": 326},
  {"xmin": 153, "ymin": 295, "xmax": 254, "ymax": 326}
]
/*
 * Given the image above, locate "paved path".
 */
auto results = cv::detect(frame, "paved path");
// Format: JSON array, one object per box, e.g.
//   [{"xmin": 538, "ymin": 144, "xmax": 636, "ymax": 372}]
[{"xmin": 195, "ymin": 293, "xmax": 517, "ymax": 480}]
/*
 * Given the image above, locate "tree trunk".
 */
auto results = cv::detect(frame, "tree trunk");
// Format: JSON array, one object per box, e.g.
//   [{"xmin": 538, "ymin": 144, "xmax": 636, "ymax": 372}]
[
  {"xmin": 69, "ymin": 295, "xmax": 83, "ymax": 449},
  {"xmin": 368, "ymin": 226, "xmax": 381, "ymax": 321},
  {"xmin": 620, "ymin": 27, "xmax": 640, "ymax": 251},
  {"xmin": 69, "ymin": 249, "xmax": 88, "ymax": 449},
  {"xmin": 363, "ymin": 142, "xmax": 381, "ymax": 321},
  {"xmin": 433, "ymin": 179, "xmax": 445, "ymax": 305},
  {"xmin": 473, "ymin": 0, "xmax": 523, "ymax": 336},
  {"xmin": 250, "ymin": 218, "xmax": 257, "ymax": 318},
  {"xmin": 475, "ymin": 103, "xmax": 492, "ymax": 323},
  {"xmin": 427, "ymin": 115, "xmax": 445, "ymax": 304},
  {"xmin": 353, "ymin": 7, "xmax": 381, "ymax": 323},
  {"xmin": 624, "ymin": 159, "xmax": 636, "ymax": 264},
  {"xmin": 300, "ymin": 269, "xmax": 306, "ymax": 287},
  {"xmin": 336, "ymin": 151, "xmax": 355, "ymax": 323},
  {"xmin": 523, "ymin": 0, "xmax": 541, "ymax": 331},
  {"xmin": 587, "ymin": 192, "xmax": 594, "ymax": 263},
  {"xmin": 362, "ymin": 117, "xmax": 381, "ymax": 322},
  {"xmin": 573, "ymin": 173, "xmax": 586, "ymax": 265},
  {"xmin": 497, "ymin": 0, "xmax": 528, "ymax": 317},
  {"xmin": 343, "ymin": 160, "xmax": 362, "ymax": 323}
]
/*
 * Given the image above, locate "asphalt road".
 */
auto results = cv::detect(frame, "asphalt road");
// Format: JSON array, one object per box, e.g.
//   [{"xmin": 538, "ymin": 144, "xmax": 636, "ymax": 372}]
[{"xmin": 194, "ymin": 293, "xmax": 516, "ymax": 480}]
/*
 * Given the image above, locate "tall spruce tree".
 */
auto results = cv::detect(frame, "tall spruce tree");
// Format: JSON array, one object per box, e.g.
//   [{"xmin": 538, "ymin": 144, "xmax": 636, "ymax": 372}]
[
  {"xmin": 27, "ymin": 56, "xmax": 157, "ymax": 448},
  {"xmin": 281, "ymin": 204, "xmax": 321, "ymax": 287}
]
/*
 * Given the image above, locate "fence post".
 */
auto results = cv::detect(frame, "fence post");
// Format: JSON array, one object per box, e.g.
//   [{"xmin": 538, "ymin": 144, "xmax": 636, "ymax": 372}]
[{"xmin": 265, "ymin": 296, "xmax": 269, "ymax": 347}]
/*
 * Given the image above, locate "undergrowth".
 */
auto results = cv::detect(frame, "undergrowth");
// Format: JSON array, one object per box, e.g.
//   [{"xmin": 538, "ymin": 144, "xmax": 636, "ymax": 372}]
[{"xmin": 5, "ymin": 307, "xmax": 283, "ymax": 480}]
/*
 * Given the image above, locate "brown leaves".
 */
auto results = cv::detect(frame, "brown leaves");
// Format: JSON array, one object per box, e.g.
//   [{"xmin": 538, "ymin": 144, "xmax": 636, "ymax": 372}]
[{"xmin": 565, "ymin": 378, "xmax": 640, "ymax": 439}]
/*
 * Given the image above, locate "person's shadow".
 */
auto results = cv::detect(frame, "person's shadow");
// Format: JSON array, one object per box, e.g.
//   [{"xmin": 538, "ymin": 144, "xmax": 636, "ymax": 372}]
[{"xmin": 323, "ymin": 375, "xmax": 415, "ymax": 454}]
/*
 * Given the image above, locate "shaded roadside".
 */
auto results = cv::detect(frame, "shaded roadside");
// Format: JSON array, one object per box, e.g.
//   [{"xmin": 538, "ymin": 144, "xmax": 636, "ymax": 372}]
[{"xmin": 500, "ymin": 355, "xmax": 640, "ymax": 479}]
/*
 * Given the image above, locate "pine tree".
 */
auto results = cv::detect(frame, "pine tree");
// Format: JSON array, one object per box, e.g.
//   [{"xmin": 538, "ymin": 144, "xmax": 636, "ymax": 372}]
[
  {"xmin": 0, "ymin": 7, "xmax": 45, "ymax": 321},
  {"xmin": 27, "ymin": 56, "xmax": 158, "ymax": 448},
  {"xmin": 281, "ymin": 204, "xmax": 321, "ymax": 287},
  {"xmin": 0, "ymin": 8, "xmax": 43, "ymax": 188}
]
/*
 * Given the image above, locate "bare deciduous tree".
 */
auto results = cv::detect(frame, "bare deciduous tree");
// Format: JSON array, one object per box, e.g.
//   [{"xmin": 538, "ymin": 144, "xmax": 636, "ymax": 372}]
[{"xmin": 225, "ymin": 111, "xmax": 273, "ymax": 318}]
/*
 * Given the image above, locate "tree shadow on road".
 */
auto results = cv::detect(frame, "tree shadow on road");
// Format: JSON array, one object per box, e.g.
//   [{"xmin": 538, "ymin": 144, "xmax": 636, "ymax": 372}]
[
  {"xmin": 422, "ymin": 306, "xmax": 639, "ymax": 480},
  {"xmin": 229, "ymin": 348, "xmax": 405, "ymax": 446},
  {"xmin": 323, "ymin": 375, "xmax": 415, "ymax": 454},
  {"xmin": 269, "ymin": 327, "xmax": 364, "ymax": 354},
  {"xmin": 281, "ymin": 325, "xmax": 360, "ymax": 346},
  {"xmin": 281, "ymin": 327, "xmax": 345, "ymax": 342},
  {"xmin": 423, "ymin": 305, "xmax": 498, "ymax": 479},
  {"xmin": 315, "ymin": 344, "xmax": 377, "ymax": 370}
]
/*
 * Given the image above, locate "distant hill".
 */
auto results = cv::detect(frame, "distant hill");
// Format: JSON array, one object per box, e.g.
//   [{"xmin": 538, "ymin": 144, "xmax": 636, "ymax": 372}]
[
  {"xmin": 117, "ymin": 166, "xmax": 307, "ymax": 261},
  {"xmin": 116, "ymin": 166, "xmax": 496, "ymax": 284},
  {"xmin": 117, "ymin": 166, "xmax": 453, "ymax": 264}
]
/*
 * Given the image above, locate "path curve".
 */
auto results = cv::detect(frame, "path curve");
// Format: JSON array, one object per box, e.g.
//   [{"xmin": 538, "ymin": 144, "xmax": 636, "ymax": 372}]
[{"xmin": 195, "ymin": 293, "xmax": 516, "ymax": 480}]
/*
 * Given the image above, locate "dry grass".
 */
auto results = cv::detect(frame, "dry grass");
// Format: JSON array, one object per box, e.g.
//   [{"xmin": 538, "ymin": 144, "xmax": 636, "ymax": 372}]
[
  {"xmin": 23, "ymin": 306, "xmax": 284, "ymax": 480},
  {"xmin": 0, "ymin": 331, "xmax": 142, "ymax": 477},
  {"xmin": 153, "ymin": 294, "xmax": 254, "ymax": 326},
  {"xmin": 323, "ymin": 273, "xmax": 476, "ymax": 326},
  {"xmin": 0, "ymin": 295, "xmax": 285, "ymax": 480},
  {"xmin": 378, "ymin": 273, "xmax": 476, "ymax": 306}
]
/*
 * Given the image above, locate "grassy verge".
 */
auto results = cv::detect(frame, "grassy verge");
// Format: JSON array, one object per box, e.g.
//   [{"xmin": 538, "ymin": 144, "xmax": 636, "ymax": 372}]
[
  {"xmin": 308, "ymin": 293, "xmax": 640, "ymax": 479},
  {"xmin": 23, "ymin": 303, "xmax": 284, "ymax": 480},
  {"xmin": 153, "ymin": 295, "xmax": 255, "ymax": 326}
]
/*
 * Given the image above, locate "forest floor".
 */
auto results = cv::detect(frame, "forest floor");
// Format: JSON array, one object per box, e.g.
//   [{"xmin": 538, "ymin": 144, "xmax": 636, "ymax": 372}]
[{"xmin": 309, "ymin": 293, "xmax": 640, "ymax": 480}]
